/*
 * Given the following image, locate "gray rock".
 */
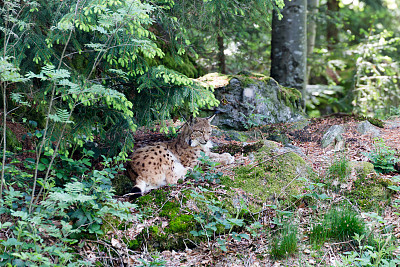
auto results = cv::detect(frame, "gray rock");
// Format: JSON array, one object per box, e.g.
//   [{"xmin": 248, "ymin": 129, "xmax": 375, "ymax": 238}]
[
  {"xmin": 386, "ymin": 121, "xmax": 400, "ymax": 129},
  {"xmin": 321, "ymin": 124, "xmax": 345, "ymax": 148},
  {"xmin": 211, "ymin": 77, "xmax": 306, "ymax": 130},
  {"xmin": 283, "ymin": 144, "xmax": 306, "ymax": 158},
  {"xmin": 357, "ymin": 121, "xmax": 380, "ymax": 137}
]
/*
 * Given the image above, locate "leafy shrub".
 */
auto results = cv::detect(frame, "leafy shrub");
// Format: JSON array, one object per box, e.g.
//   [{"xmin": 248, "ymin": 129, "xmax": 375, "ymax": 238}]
[
  {"xmin": 0, "ymin": 154, "xmax": 137, "ymax": 266},
  {"xmin": 365, "ymin": 138, "xmax": 399, "ymax": 173},
  {"xmin": 339, "ymin": 234, "xmax": 400, "ymax": 266},
  {"xmin": 189, "ymin": 187, "xmax": 250, "ymax": 252},
  {"xmin": 351, "ymin": 30, "xmax": 400, "ymax": 117},
  {"xmin": 187, "ymin": 151, "xmax": 224, "ymax": 183}
]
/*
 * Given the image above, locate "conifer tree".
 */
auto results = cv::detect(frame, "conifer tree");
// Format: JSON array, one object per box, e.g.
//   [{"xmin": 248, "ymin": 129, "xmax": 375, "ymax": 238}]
[{"xmin": 171, "ymin": 0, "xmax": 285, "ymax": 74}]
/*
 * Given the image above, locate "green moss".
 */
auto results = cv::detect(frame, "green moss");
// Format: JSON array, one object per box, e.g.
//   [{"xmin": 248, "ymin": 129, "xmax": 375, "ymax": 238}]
[
  {"xmin": 127, "ymin": 239, "xmax": 140, "ymax": 250},
  {"xmin": 349, "ymin": 161, "xmax": 374, "ymax": 178},
  {"xmin": 229, "ymin": 72, "xmax": 267, "ymax": 88},
  {"xmin": 278, "ymin": 86, "xmax": 302, "ymax": 109},
  {"xmin": 353, "ymin": 114, "xmax": 385, "ymax": 128},
  {"xmin": 240, "ymin": 77, "xmax": 258, "ymax": 88},
  {"xmin": 136, "ymin": 189, "xmax": 169, "ymax": 206},
  {"xmin": 221, "ymin": 142, "xmax": 309, "ymax": 212},
  {"xmin": 159, "ymin": 201, "xmax": 180, "ymax": 218},
  {"xmin": 149, "ymin": 225, "xmax": 161, "ymax": 235},
  {"xmin": 346, "ymin": 175, "xmax": 392, "ymax": 211},
  {"xmin": 132, "ymin": 190, "xmax": 200, "ymax": 251},
  {"xmin": 3, "ymin": 127, "xmax": 22, "ymax": 152},
  {"xmin": 169, "ymin": 214, "xmax": 194, "ymax": 233}
]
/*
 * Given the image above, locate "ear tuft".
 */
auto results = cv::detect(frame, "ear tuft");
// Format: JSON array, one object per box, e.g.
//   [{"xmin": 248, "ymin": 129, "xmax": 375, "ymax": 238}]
[
  {"xmin": 188, "ymin": 115, "xmax": 195, "ymax": 125},
  {"xmin": 208, "ymin": 114, "xmax": 216, "ymax": 122}
]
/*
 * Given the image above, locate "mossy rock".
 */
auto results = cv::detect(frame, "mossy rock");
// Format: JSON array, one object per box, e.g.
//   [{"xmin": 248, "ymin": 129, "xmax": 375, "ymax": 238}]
[
  {"xmin": 221, "ymin": 141, "xmax": 311, "ymax": 212},
  {"xmin": 349, "ymin": 161, "xmax": 375, "ymax": 178},
  {"xmin": 346, "ymin": 174, "xmax": 393, "ymax": 212},
  {"xmin": 257, "ymin": 140, "xmax": 280, "ymax": 155},
  {"xmin": 132, "ymin": 189, "xmax": 200, "ymax": 251}
]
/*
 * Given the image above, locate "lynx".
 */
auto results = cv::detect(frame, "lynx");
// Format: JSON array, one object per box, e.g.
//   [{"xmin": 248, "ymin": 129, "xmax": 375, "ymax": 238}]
[{"xmin": 126, "ymin": 115, "xmax": 234, "ymax": 197}]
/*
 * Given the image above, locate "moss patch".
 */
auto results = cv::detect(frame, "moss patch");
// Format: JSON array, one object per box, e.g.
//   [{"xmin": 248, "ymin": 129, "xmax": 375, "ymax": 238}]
[
  {"xmin": 221, "ymin": 141, "xmax": 310, "ymax": 212},
  {"xmin": 133, "ymin": 189, "xmax": 199, "ymax": 251},
  {"xmin": 278, "ymin": 86, "xmax": 302, "ymax": 109},
  {"xmin": 6, "ymin": 127, "xmax": 22, "ymax": 152},
  {"xmin": 349, "ymin": 161, "xmax": 375, "ymax": 178},
  {"xmin": 346, "ymin": 175, "xmax": 393, "ymax": 212}
]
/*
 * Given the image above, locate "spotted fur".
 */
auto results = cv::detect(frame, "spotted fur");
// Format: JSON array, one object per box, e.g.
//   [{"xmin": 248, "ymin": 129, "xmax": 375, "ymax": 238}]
[{"xmin": 126, "ymin": 115, "xmax": 234, "ymax": 197}]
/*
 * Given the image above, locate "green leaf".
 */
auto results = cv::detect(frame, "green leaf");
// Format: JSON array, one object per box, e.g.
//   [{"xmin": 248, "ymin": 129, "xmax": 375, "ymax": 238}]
[
  {"xmin": 2, "ymin": 238, "xmax": 23, "ymax": 247},
  {"xmin": 0, "ymin": 222, "xmax": 12, "ymax": 229},
  {"xmin": 227, "ymin": 218, "xmax": 244, "ymax": 227},
  {"xmin": 239, "ymin": 233, "xmax": 250, "ymax": 240},
  {"xmin": 38, "ymin": 163, "xmax": 46, "ymax": 171},
  {"xmin": 11, "ymin": 210, "xmax": 29, "ymax": 220}
]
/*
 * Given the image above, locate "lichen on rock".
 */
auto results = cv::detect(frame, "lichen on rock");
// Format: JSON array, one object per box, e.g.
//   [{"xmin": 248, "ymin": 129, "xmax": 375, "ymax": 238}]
[{"xmin": 200, "ymin": 73, "xmax": 306, "ymax": 130}]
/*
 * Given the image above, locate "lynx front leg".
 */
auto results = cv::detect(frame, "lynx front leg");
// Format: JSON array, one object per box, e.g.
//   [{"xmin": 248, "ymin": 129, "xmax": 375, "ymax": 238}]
[{"xmin": 207, "ymin": 152, "xmax": 235, "ymax": 165}]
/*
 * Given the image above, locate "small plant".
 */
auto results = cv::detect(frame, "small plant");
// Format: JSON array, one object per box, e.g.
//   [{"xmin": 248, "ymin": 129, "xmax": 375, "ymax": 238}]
[
  {"xmin": 310, "ymin": 206, "xmax": 366, "ymax": 245},
  {"xmin": 189, "ymin": 187, "xmax": 250, "ymax": 253},
  {"xmin": 270, "ymin": 224, "xmax": 298, "ymax": 259},
  {"xmin": 137, "ymin": 255, "xmax": 167, "ymax": 267},
  {"xmin": 365, "ymin": 138, "xmax": 399, "ymax": 173},
  {"xmin": 338, "ymin": 234, "xmax": 400, "ymax": 267},
  {"xmin": 326, "ymin": 154, "xmax": 350, "ymax": 183},
  {"xmin": 187, "ymin": 152, "xmax": 224, "ymax": 183},
  {"xmin": 328, "ymin": 207, "xmax": 366, "ymax": 242},
  {"xmin": 388, "ymin": 176, "xmax": 400, "ymax": 215},
  {"xmin": 0, "ymin": 154, "xmax": 137, "ymax": 266},
  {"xmin": 293, "ymin": 177, "xmax": 331, "ymax": 210}
]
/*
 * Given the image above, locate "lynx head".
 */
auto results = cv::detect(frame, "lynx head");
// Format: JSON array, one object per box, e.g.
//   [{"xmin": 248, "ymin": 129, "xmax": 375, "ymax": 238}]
[{"xmin": 178, "ymin": 115, "xmax": 215, "ymax": 148}]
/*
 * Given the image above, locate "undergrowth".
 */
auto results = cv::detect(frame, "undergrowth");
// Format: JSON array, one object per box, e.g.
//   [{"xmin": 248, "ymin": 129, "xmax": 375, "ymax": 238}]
[
  {"xmin": 365, "ymin": 138, "xmax": 400, "ymax": 173},
  {"xmin": 310, "ymin": 206, "xmax": 366, "ymax": 245}
]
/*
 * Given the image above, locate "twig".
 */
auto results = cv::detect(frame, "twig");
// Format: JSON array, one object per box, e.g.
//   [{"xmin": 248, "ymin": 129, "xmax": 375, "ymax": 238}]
[{"xmin": 276, "ymin": 174, "xmax": 301, "ymax": 200}]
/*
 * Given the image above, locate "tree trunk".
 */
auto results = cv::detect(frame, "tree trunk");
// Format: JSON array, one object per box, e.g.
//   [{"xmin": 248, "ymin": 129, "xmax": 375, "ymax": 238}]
[
  {"xmin": 327, "ymin": 0, "xmax": 339, "ymax": 51},
  {"xmin": 271, "ymin": 0, "xmax": 307, "ymax": 103},
  {"xmin": 217, "ymin": 33, "xmax": 226, "ymax": 74},
  {"xmin": 307, "ymin": 0, "xmax": 319, "ymax": 82}
]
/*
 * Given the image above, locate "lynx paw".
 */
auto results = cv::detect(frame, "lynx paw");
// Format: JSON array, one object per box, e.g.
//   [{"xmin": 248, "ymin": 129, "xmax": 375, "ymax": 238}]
[{"xmin": 222, "ymin": 153, "xmax": 235, "ymax": 164}]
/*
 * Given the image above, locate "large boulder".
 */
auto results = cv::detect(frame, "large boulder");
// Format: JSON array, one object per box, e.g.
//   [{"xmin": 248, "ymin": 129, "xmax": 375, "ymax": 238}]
[
  {"xmin": 357, "ymin": 121, "xmax": 381, "ymax": 137},
  {"xmin": 201, "ymin": 73, "xmax": 306, "ymax": 130}
]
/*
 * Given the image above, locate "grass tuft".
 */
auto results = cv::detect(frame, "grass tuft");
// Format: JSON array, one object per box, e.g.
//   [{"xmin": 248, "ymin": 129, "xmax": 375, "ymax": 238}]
[{"xmin": 270, "ymin": 224, "xmax": 298, "ymax": 259}]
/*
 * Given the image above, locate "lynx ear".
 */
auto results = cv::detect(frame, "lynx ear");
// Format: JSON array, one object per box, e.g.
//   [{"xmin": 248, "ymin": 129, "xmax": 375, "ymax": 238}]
[
  {"xmin": 208, "ymin": 114, "xmax": 216, "ymax": 122},
  {"xmin": 188, "ymin": 115, "xmax": 195, "ymax": 125}
]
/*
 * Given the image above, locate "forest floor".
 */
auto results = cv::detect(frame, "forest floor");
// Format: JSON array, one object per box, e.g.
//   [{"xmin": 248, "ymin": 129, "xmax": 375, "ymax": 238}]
[{"xmin": 116, "ymin": 114, "xmax": 400, "ymax": 267}]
